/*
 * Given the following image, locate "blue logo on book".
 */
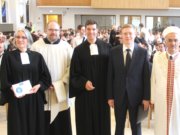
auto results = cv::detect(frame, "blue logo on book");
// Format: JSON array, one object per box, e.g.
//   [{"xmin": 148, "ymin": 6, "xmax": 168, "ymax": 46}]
[{"xmin": 16, "ymin": 87, "xmax": 22, "ymax": 93}]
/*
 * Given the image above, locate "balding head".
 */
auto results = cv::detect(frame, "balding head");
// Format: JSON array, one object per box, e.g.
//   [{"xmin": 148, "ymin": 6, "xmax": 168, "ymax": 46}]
[{"xmin": 46, "ymin": 21, "xmax": 60, "ymax": 42}]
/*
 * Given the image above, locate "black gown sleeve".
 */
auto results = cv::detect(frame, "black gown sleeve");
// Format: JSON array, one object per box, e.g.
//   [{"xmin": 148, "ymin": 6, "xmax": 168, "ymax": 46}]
[
  {"xmin": 0, "ymin": 52, "xmax": 13, "ymax": 102},
  {"xmin": 69, "ymin": 47, "xmax": 88, "ymax": 98}
]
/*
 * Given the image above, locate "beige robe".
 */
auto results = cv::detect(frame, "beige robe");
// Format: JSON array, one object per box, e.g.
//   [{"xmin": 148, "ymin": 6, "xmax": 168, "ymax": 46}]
[
  {"xmin": 31, "ymin": 38, "xmax": 73, "ymax": 123},
  {"xmin": 151, "ymin": 52, "xmax": 180, "ymax": 135}
]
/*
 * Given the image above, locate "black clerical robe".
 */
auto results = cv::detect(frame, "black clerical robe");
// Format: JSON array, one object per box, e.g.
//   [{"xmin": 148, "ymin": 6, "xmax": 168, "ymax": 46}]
[
  {"xmin": 0, "ymin": 49, "xmax": 51, "ymax": 135},
  {"xmin": 69, "ymin": 39, "xmax": 111, "ymax": 135}
]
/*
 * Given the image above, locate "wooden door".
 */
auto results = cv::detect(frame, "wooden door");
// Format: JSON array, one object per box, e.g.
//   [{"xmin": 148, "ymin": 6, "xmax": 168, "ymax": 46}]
[{"xmin": 43, "ymin": 14, "xmax": 62, "ymax": 32}]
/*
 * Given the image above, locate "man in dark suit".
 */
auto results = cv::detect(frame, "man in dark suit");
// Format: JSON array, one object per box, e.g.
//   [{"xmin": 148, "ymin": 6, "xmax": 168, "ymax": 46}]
[{"xmin": 107, "ymin": 24, "xmax": 150, "ymax": 135}]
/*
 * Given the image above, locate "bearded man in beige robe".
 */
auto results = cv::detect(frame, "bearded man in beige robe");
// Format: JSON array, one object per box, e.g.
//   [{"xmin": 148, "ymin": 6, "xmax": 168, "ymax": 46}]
[{"xmin": 151, "ymin": 26, "xmax": 180, "ymax": 135}]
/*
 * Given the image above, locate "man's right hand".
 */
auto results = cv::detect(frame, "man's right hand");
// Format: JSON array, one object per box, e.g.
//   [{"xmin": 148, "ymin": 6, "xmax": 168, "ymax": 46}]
[
  {"xmin": 108, "ymin": 99, "xmax": 114, "ymax": 108},
  {"xmin": 85, "ymin": 80, "xmax": 95, "ymax": 91}
]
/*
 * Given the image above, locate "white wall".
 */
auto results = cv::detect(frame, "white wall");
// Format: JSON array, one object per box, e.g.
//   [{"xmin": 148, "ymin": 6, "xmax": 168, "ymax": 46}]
[
  {"xmin": 6, "ymin": 0, "xmax": 28, "ymax": 31},
  {"xmin": 28, "ymin": 0, "xmax": 180, "ymax": 32},
  {"xmin": 168, "ymin": 16, "xmax": 180, "ymax": 26},
  {"xmin": 1, "ymin": 0, "xmax": 180, "ymax": 32}
]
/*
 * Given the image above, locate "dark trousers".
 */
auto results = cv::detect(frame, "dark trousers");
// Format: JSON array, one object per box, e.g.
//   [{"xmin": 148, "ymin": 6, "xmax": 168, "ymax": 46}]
[
  {"xmin": 114, "ymin": 92, "xmax": 141, "ymax": 135},
  {"xmin": 49, "ymin": 108, "xmax": 72, "ymax": 135}
]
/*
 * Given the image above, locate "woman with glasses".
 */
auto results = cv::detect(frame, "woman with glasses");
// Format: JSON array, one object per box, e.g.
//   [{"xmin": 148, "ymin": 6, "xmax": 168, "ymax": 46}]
[{"xmin": 0, "ymin": 29, "xmax": 52, "ymax": 135}]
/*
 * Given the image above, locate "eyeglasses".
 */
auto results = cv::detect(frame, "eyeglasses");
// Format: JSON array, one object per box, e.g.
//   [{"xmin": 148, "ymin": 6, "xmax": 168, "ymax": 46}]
[
  {"xmin": 15, "ymin": 36, "xmax": 27, "ymax": 40},
  {"xmin": 48, "ymin": 29, "xmax": 59, "ymax": 32}
]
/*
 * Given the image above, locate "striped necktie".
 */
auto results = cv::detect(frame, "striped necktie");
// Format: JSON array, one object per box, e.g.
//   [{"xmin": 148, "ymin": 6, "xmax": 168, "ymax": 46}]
[{"xmin": 166, "ymin": 56, "xmax": 174, "ymax": 135}]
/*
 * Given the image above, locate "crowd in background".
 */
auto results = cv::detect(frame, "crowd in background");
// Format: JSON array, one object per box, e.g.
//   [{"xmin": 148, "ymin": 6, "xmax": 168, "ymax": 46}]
[
  {"xmin": 0, "ymin": 23, "xmax": 179, "ymax": 61},
  {"xmin": 1, "ymin": 22, "xmax": 179, "ymax": 63}
]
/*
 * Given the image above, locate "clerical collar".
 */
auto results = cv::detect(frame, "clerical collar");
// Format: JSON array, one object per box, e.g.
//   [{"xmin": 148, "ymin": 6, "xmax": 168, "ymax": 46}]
[
  {"xmin": 43, "ymin": 38, "xmax": 60, "ymax": 44},
  {"xmin": 87, "ymin": 38, "xmax": 97, "ymax": 45}
]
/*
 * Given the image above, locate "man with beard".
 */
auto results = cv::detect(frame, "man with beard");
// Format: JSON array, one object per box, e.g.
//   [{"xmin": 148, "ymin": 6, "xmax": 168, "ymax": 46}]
[
  {"xmin": 31, "ymin": 21, "xmax": 73, "ymax": 135},
  {"xmin": 151, "ymin": 26, "xmax": 180, "ymax": 135}
]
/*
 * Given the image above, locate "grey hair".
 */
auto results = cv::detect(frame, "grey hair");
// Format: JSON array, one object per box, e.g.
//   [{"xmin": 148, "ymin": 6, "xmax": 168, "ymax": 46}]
[{"xmin": 14, "ymin": 29, "xmax": 33, "ymax": 48}]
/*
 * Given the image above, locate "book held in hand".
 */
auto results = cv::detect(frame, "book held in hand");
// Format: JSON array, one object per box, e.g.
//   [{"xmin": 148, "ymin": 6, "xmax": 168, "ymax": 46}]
[{"xmin": 12, "ymin": 80, "xmax": 32, "ymax": 97}]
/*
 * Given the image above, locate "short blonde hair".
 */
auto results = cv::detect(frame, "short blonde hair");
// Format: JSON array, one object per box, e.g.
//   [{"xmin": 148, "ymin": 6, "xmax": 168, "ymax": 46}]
[{"xmin": 121, "ymin": 24, "xmax": 135, "ymax": 32}]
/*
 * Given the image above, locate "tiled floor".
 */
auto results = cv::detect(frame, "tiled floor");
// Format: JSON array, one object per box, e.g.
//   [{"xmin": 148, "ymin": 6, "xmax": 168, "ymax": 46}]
[{"xmin": 0, "ymin": 105, "xmax": 154, "ymax": 135}]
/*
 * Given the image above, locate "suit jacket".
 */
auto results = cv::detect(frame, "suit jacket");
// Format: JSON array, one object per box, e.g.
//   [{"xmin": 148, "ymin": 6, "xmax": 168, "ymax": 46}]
[{"xmin": 107, "ymin": 43, "xmax": 150, "ymax": 107}]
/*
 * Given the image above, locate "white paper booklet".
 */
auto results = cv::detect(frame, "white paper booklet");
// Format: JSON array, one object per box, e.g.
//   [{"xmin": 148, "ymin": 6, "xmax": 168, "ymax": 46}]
[{"xmin": 12, "ymin": 80, "xmax": 32, "ymax": 97}]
